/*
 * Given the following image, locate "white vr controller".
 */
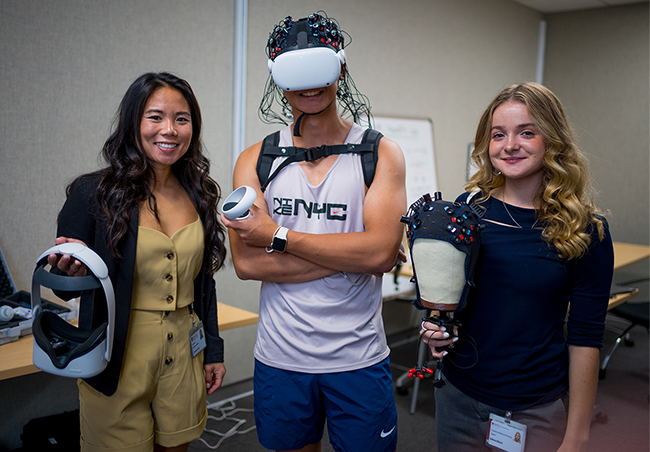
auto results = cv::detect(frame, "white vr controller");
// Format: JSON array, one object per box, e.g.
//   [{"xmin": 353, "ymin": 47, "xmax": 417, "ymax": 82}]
[
  {"xmin": 222, "ymin": 186, "xmax": 256, "ymax": 220},
  {"xmin": 268, "ymin": 47, "xmax": 346, "ymax": 91}
]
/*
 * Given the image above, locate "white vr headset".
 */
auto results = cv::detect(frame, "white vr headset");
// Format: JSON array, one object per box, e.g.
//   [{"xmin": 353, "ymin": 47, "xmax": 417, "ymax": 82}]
[
  {"xmin": 31, "ymin": 242, "xmax": 115, "ymax": 378},
  {"xmin": 268, "ymin": 47, "xmax": 346, "ymax": 91}
]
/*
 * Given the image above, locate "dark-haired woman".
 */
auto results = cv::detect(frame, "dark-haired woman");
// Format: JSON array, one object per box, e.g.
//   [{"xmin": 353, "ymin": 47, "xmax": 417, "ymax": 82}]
[{"xmin": 48, "ymin": 72, "xmax": 227, "ymax": 452}]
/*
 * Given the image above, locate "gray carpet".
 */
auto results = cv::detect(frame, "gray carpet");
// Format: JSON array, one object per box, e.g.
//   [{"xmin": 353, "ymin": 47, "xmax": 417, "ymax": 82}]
[
  {"xmin": 190, "ymin": 327, "xmax": 437, "ymax": 452},
  {"xmin": 3, "ymin": 292, "xmax": 644, "ymax": 451},
  {"xmin": 190, "ymin": 318, "xmax": 649, "ymax": 452}
]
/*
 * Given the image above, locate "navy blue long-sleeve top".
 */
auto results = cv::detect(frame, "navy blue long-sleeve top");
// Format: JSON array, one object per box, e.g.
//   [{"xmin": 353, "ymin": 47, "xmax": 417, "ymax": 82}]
[{"xmin": 444, "ymin": 193, "xmax": 614, "ymax": 411}]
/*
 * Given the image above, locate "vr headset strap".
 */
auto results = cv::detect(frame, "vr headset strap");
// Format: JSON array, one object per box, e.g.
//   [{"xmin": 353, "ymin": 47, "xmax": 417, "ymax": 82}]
[
  {"xmin": 296, "ymin": 20, "xmax": 309, "ymax": 49},
  {"xmin": 256, "ymin": 128, "xmax": 383, "ymax": 192}
]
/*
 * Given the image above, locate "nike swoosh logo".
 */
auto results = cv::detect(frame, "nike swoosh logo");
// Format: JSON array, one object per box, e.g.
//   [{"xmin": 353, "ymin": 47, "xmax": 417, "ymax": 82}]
[{"xmin": 379, "ymin": 425, "xmax": 396, "ymax": 438}]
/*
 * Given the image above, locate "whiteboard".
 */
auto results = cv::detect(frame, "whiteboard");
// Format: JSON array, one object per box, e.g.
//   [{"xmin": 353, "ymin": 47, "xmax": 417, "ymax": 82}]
[{"xmin": 372, "ymin": 116, "xmax": 438, "ymax": 205}]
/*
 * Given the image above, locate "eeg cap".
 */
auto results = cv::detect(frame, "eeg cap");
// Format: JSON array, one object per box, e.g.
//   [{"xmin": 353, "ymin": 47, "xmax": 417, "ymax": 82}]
[{"xmin": 267, "ymin": 13, "xmax": 347, "ymax": 91}]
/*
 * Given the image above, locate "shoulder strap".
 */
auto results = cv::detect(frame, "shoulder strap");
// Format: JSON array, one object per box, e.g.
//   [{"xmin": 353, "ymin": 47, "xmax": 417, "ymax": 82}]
[
  {"xmin": 256, "ymin": 129, "xmax": 384, "ymax": 193},
  {"xmin": 360, "ymin": 128, "xmax": 382, "ymax": 188},
  {"xmin": 255, "ymin": 131, "xmax": 281, "ymax": 192}
]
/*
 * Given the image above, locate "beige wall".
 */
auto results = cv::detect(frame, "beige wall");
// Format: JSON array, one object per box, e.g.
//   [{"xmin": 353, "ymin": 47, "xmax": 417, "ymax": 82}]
[
  {"xmin": 0, "ymin": 0, "xmax": 543, "ymax": 387},
  {"xmin": 544, "ymin": 3, "xmax": 649, "ymax": 246},
  {"xmin": 0, "ymin": 0, "xmax": 257, "ymax": 385},
  {"xmin": 0, "ymin": 3, "xmax": 647, "ymax": 447},
  {"xmin": 245, "ymin": 0, "xmax": 542, "ymax": 200}
]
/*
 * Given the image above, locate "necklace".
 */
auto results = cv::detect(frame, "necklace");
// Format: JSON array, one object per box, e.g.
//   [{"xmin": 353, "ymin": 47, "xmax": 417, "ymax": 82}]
[{"xmin": 501, "ymin": 199, "xmax": 539, "ymax": 229}]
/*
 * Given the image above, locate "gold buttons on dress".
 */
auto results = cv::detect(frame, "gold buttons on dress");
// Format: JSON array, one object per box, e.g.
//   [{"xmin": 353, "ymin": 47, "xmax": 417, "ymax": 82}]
[
  {"xmin": 164, "ymin": 274, "xmax": 173, "ymax": 282},
  {"xmin": 166, "ymin": 295, "xmax": 174, "ymax": 304},
  {"xmin": 167, "ymin": 332, "xmax": 173, "ymax": 341},
  {"xmin": 165, "ymin": 357, "xmax": 173, "ymax": 365},
  {"xmin": 166, "ymin": 252, "xmax": 175, "ymax": 260}
]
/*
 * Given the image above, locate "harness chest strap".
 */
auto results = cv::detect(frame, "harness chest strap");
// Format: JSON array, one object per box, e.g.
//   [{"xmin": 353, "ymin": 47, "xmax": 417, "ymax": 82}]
[{"xmin": 256, "ymin": 128, "xmax": 383, "ymax": 192}]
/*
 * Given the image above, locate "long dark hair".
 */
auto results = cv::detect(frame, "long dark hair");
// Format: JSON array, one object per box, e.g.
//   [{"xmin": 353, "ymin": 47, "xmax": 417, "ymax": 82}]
[{"xmin": 67, "ymin": 72, "xmax": 226, "ymax": 273}]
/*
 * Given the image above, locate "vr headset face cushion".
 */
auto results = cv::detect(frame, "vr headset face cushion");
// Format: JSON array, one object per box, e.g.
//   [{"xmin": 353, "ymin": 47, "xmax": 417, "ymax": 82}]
[
  {"xmin": 269, "ymin": 47, "xmax": 344, "ymax": 91},
  {"xmin": 32, "ymin": 310, "xmax": 107, "ymax": 370}
]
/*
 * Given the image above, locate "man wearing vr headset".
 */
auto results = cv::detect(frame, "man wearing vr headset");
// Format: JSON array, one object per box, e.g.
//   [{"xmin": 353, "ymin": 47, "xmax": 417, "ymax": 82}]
[{"xmin": 222, "ymin": 12, "xmax": 406, "ymax": 452}]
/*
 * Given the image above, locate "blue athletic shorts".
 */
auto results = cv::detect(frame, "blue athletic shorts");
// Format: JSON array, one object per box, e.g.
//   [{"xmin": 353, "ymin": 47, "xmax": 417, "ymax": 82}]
[{"xmin": 254, "ymin": 357, "xmax": 397, "ymax": 452}]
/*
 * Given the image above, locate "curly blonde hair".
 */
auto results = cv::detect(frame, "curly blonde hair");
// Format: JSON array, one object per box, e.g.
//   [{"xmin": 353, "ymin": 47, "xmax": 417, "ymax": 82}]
[{"xmin": 466, "ymin": 82, "xmax": 604, "ymax": 260}]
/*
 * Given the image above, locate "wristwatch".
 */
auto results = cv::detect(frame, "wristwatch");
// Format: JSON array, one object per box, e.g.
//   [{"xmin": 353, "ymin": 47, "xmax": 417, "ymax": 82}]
[{"xmin": 271, "ymin": 226, "xmax": 289, "ymax": 253}]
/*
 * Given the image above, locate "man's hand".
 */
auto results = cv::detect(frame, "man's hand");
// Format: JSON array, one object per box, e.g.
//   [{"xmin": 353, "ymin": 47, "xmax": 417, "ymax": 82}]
[{"xmin": 221, "ymin": 204, "xmax": 279, "ymax": 249}]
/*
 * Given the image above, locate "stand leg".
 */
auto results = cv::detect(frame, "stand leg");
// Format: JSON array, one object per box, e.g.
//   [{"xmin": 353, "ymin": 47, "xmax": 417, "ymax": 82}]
[{"xmin": 409, "ymin": 336, "xmax": 428, "ymax": 414}]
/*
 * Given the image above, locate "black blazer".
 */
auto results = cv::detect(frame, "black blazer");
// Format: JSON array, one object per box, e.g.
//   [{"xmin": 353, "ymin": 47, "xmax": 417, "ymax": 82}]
[{"xmin": 55, "ymin": 174, "xmax": 224, "ymax": 396}]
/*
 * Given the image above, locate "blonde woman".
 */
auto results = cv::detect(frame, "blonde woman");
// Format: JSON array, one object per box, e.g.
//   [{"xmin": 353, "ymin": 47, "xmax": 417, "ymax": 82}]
[{"xmin": 421, "ymin": 83, "xmax": 613, "ymax": 452}]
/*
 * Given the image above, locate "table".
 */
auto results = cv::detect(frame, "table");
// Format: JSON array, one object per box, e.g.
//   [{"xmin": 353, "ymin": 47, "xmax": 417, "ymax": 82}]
[
  {"xmin": 608, "ymin": 241, "xmax": 649, "ymax": 309},
  {"xmin": 612, "ymin": 241, "xmax": 650, "ymax": 270},
  {"xmin": 0, "ymin": 303, "xmax": 258, "ymax": 381},
  {"xmin": 608, "ymin": 290, "xmax": 640, "ymax": 310}
]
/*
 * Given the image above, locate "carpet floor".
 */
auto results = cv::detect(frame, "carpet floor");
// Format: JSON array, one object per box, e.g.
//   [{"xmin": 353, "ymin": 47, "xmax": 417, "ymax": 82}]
[{"xmin": 190, "ymin": 314, "xmax": 649, "ymax": 452}]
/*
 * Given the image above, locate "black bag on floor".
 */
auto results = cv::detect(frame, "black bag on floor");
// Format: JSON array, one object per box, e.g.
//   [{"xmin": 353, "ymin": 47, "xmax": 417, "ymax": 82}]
[{"xmin": 21, "ymin": 409, "xmax": 80, "ymax": 451}]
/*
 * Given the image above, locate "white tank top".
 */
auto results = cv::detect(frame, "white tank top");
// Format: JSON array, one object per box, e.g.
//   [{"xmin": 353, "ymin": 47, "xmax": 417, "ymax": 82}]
[{"xmin": 255, "ymin": 123, "xmax": 389, "ymax": 373}]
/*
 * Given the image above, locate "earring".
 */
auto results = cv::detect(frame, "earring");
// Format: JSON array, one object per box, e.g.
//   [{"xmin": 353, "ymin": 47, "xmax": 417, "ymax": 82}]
[{"xmin": 492, "ymin": 170, "xmax": 502, "ymax": 176}]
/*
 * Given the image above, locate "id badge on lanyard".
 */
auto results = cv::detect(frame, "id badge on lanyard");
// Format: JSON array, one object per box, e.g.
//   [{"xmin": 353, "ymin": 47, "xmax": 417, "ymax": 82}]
[
  {"xmin": 188, "ymin": 304, "xmax": 206, "ymax": 358},
  {"xmin": 486, "ymin": 412, "xmax": 526, "ymax": 452}
]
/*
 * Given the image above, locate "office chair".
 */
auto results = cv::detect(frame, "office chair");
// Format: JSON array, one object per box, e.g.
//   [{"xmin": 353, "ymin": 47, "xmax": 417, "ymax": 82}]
[{"xmin": 599, "ymin": 281, "xmax": 649, "ymax": 380}]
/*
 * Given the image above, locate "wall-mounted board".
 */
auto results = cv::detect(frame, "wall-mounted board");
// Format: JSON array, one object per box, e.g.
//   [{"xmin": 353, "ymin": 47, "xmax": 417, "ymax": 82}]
[{"xmin": 372, "ymin": 116, "xmax": 438, "ymax": 205}]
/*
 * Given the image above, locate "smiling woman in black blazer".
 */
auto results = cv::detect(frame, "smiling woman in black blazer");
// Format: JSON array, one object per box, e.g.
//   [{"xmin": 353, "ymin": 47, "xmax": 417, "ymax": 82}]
[{"xmin": 48, "ymin": 72, "xmax": 227, "ymax": 452}]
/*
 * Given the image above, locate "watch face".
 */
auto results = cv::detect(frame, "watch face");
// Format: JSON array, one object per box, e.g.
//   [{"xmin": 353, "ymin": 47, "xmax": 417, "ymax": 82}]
[{"xmin": 272, "ymin": 236, "xmax": 287, "ymax": 253}]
